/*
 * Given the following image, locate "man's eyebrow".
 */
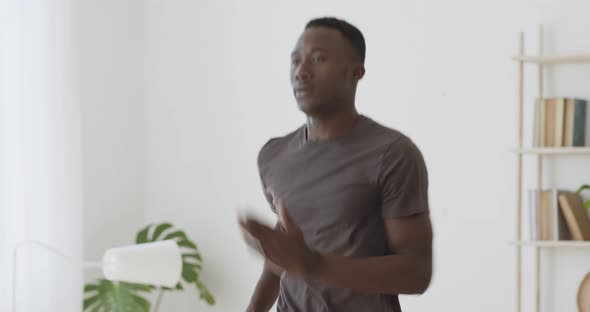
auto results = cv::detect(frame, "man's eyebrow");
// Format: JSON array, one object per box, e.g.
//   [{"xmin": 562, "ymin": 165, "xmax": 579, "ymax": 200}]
[
  {"xmin": 311, "ymin": 48, "xmax": 330, "ymax": 54},
  {"xmin": 291, "ymin": 48, "xmax": 330, "ymax": 57}
]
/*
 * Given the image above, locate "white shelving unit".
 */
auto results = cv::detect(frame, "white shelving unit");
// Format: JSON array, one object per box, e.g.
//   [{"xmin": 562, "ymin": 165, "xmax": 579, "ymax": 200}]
[{"xmin": 512, "ymin": 26, "xmax": 590, "ymax": 312}]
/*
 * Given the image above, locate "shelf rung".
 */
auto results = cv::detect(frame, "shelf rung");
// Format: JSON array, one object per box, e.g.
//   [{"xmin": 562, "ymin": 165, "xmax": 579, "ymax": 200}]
[
  {"xmin": 512, "ymin": 54, "xmax": 590, "ymax": 64},
  {"xmin": 511, "ymin": 240, "xmax": 590, "ymax": 248},
  {"xmin": 513, "ymin": 147, "xmax": 590, "ymax": 155}
]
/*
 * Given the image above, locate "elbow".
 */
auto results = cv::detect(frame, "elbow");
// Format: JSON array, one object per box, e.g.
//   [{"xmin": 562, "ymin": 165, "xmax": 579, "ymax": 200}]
[
  {"xmin": 414, "ymin": 253, "xmax": 433, "ymax": 294},
  {"xmin": 404, "ymin": 271, "xmax": 431, "ymax": 295},
  {"xmin": 414, "ymin": 264, "xmax": 432, "ymax": 295},
  {"xmin": 402, "ymin": 263, "xmax": 432, "ymax": 295},
  {"xmin": 414, "ymin": 272, "xmax": 431, "ymax": 295}
]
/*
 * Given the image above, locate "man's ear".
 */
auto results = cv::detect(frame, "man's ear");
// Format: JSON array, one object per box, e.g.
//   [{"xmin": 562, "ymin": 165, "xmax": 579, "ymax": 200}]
[{"xmin": 352, "ymin": 64, "xmax": 365, "ymax": 81}]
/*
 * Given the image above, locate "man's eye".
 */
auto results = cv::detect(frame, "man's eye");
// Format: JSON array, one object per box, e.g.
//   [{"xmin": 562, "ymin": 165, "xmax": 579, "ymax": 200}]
[
  {"xmin": 291, "ymin": 59, "xmax": 300, "ymax": 66},
  {"xmin": 312, "ymin": 56, "xmax": 326, "ymax": 63}
]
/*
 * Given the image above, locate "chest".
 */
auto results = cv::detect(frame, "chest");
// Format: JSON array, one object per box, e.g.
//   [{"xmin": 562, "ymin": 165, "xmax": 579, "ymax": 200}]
[{"xmin": 261, "ymin": 145, "xmax": 382, "ymax": 236}]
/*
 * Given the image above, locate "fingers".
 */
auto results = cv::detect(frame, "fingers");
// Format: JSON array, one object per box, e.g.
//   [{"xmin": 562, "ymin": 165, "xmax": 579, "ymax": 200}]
[
  {"xmin": 239, "ymin": 218, "xmax": 273, "ymax": 239},
  {"xmin": 240, "ymin": 226, "xmax": 265, "ymax": 256},
  {"xmin": 240, "ymin": 217, "xmax": 283, "ymax": 256},
  {"xmin": 241, "ymin": 220, "xmax": 284, "ymax": 263}
]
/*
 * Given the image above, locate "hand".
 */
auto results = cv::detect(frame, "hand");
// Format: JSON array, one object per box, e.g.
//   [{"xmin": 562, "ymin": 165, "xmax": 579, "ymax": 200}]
[{"xmin": 239, "ymin": 198, "xmax": 314, "ymax": 276}]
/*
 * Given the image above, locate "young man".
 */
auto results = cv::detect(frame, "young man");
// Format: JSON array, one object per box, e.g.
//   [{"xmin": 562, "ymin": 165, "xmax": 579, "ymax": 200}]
[{"xmin": 240, "ymin": 17, "xmax": 432, "ymax": 312}]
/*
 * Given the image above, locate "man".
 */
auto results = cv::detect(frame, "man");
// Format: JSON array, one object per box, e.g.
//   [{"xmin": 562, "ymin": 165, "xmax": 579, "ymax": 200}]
[{"xmin": 240, "ymin": 17, "xmax": 432, "ymax": 312}]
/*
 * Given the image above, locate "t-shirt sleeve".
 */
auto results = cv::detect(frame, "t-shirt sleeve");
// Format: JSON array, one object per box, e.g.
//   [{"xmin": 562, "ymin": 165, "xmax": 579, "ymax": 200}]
[
  {"xmin": 258, "ymin": 176, "xmax": 277, "ymax": 213},
  {"xmin": 257, "ymin": 138, "xmax": 278, "ymax": 214},
  {"xmin": 378, "ymin": 137, "xmax": 429, "ymax": 218}
]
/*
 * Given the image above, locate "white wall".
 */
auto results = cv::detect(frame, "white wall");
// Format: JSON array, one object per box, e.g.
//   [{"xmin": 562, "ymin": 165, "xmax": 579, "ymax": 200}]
[
  {"xmin": 78, "ymin": 0, "xmax": 590, "ymax": 311},
  {"xmin": 81, "ymin": 0, "xmax": 144, "ymax": 264},
  {"xmin": 80, "ymin": 0, "xmax": 145, "ymax": 274}
]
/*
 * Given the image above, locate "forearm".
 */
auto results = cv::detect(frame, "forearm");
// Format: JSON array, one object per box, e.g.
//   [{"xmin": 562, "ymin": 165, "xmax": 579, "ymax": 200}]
[
  {"xmin": 313, "ymin": 253, "xmax": 431, "ymax": 295},
  {"xmin": 247, "ymin": 264, "xmax": 281, "ymax": 312}
]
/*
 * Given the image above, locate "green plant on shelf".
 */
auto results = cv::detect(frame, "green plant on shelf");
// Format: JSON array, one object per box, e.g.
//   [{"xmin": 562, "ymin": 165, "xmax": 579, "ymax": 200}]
[
  {"xmin": 83, "ymin": 222, "xmax": 215, "ymax": 312},
  {"xmin": 577, "ymin": 184, "xmax": 590, "ymax": 213}
]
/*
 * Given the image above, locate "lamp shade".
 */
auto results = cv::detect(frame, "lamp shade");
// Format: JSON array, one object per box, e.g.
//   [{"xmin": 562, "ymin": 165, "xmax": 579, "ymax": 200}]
[{"xmin": 102, "ymin": 240, "xmax": 182, "ymax": 288}]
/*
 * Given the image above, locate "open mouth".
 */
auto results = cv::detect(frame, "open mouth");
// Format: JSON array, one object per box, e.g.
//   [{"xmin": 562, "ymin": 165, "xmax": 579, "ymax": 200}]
[{"xmin": 294, "ymin": 88, "xmax": 313, "ymax": 97}]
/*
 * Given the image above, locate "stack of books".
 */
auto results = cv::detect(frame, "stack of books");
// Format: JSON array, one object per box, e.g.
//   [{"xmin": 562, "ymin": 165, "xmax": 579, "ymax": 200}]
[
  {"xmin": 533, "ymin": 98, "xmax": 587, "ymax": 147},
  {"xmin": 529, "ymin": 189, "xmax": 590, "ymax": 241}
]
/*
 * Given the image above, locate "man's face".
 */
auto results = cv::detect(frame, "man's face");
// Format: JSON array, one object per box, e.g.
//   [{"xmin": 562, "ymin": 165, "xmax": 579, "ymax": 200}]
[{"xmin": 290, "ymin": 27, "xmax": 361, "ymax": 116}]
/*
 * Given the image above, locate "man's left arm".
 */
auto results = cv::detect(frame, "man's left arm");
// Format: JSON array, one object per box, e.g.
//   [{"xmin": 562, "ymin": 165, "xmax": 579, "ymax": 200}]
[
  {"xmin": 312, "ymin": 212, "xmax": 432, "ymax": 295},
  {"xmin": 240, "ymin": 207, "xmax": 432, "ymax": 295},
  {"xmin": 311, "ymin": 138, "xmax": 432, "ymax": 295}
]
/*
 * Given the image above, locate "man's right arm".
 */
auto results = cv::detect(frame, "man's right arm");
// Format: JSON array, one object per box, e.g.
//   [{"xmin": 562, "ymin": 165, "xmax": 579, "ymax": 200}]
[
  {"xmin": 246, "ymin": 260, "xmax": 281, "ymax": 312},
  {"xmin": 246, "ymin": 220, "xmax": 282, "ymax": 312}
]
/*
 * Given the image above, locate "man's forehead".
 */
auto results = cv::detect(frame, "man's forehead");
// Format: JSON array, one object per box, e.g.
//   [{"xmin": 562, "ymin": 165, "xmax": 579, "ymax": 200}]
[{"xmin": 292, "ymin": 27, "xmax": 343, "ymax": 52}]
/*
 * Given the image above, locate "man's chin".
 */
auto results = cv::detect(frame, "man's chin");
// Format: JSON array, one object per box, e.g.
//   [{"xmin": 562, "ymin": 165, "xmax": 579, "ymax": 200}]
[{"xmin": 297, "ymin": 101, "xmax": 323, "ymax": 116}]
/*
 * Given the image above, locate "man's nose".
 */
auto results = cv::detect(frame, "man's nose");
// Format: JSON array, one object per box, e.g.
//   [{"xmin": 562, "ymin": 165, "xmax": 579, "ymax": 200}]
[{"xmin": 295, "ymin": 62, "xmax": 312, "ymax": 82}]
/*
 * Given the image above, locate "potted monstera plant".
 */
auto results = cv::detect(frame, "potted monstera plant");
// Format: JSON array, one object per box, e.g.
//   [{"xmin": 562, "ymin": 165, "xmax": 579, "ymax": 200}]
[{"xmin": 83, "ymin": 223, "xmax": 215, "ymax": 312}]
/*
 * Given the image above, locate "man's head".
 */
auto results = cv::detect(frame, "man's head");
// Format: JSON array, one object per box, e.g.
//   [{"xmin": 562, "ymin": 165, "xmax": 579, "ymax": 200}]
[{"xmin": 290, "ymin": 17, "xmax": 366, "ymax": 117}]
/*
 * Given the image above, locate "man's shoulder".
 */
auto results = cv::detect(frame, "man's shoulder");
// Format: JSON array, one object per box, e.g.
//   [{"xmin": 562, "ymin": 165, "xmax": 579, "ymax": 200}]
[
  {"xmin": 362, "ymin": 116, "xmax": 416, "ymax": 151},
  {"xmin": 257, "ymin": 126, "xmax": 304, "ymax": 167}
]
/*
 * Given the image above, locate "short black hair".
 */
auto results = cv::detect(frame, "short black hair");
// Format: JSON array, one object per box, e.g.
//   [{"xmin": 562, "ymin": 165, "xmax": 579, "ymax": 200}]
[{"xmin": 305, "ymin": 17, "xmax": 366, "ymax": 64}]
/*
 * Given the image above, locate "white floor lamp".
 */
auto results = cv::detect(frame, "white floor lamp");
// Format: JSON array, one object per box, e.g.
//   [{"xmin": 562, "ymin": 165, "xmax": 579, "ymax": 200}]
[{"xmin": 12, "ymin": 240, "xmax": 182, "ymax": 312}]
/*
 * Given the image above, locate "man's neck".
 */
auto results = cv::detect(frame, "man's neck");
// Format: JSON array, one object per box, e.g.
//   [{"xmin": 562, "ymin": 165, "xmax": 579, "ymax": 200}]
[{"xmin": 305, "ymin": 108, "xmax": 360, "ymax": 141}]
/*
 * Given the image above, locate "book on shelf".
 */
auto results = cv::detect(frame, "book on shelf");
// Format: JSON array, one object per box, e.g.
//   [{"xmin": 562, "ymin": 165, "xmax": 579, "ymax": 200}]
[
  {"xmin": 529, "ymin": 189, "xmax": 572, "ymax": 241},
  {"xmin": 533, "ymin": 97, "xmax": 587, "ymax": 147},
  {"xmin": 558, "ymin": 192, "xmax": 590, "ymax": 241}
]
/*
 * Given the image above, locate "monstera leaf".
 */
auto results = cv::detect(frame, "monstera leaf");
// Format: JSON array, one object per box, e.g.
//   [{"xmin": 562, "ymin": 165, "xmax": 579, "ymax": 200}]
[
  {"xmin": 136, "ymin": 223, "xmax": 215, "ymax": 305},
  {"xmin": 83, "ymin": 279, "xmax": 152, "ymax": 312},
  {"xmin": 577, "ymin": 184, "xmax": 590, "ymax": 211}
]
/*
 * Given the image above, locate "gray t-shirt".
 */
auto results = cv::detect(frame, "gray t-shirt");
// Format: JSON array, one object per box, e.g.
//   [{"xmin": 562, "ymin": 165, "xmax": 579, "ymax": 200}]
[{"xmin": 257, "ymin": 115, "xmax": 429, "ymax": 312}]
